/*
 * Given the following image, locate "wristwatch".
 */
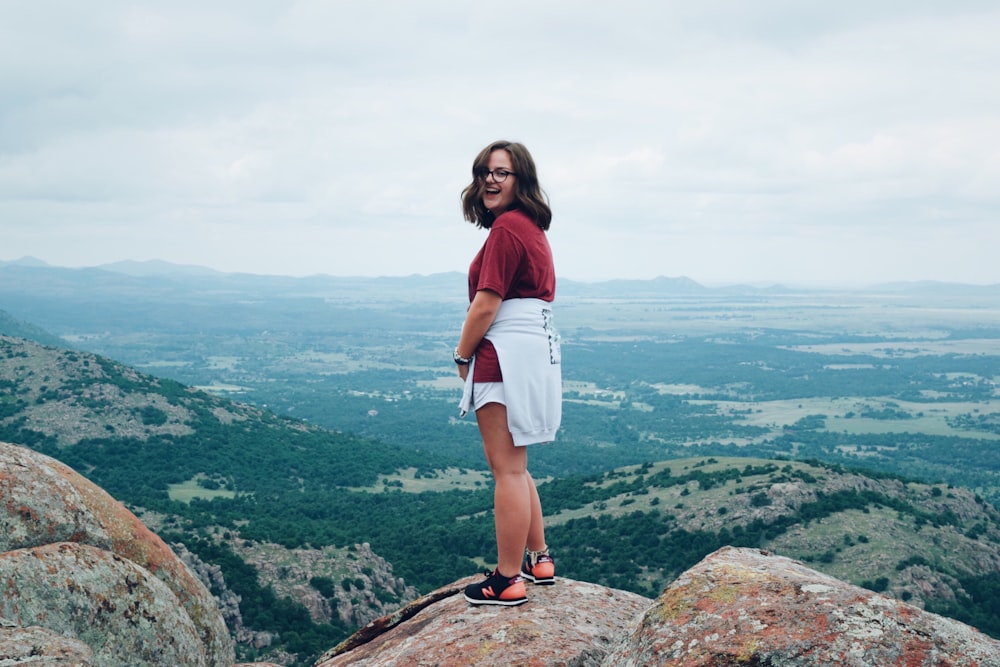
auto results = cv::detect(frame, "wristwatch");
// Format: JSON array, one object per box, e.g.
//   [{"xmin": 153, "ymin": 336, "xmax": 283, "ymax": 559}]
[{"xmin": 454, "ymin": 349, "xmax": 473, "ymax": 365}]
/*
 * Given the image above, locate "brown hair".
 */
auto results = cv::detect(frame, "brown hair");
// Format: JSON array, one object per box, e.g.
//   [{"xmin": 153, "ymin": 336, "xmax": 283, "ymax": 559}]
[{"xmin": 461, "ymin": 140, "xmax": 552, "ymax": 230}]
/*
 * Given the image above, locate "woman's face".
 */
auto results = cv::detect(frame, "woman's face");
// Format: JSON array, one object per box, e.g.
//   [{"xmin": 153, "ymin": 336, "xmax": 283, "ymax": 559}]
[{"xmin": 481, "ymin": 149, "xmax": 516, "ymax": 214}]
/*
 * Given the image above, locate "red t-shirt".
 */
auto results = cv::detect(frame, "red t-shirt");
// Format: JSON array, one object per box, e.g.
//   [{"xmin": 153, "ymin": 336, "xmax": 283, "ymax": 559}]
[{"xmin": 468, "ymin": 209, "xmax": 556, "ymax": 382}]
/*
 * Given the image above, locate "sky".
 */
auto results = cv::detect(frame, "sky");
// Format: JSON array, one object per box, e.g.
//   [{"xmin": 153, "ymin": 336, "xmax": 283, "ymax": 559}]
[{"xmin": 1, "ymin": 2, "xmax": 998, "ymax": 286}]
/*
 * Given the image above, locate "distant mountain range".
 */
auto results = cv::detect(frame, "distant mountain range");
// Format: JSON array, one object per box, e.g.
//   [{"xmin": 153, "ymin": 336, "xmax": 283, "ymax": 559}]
[{"xmin": 3, "ymin": 256, "xmax": 998, "ymax": 299}]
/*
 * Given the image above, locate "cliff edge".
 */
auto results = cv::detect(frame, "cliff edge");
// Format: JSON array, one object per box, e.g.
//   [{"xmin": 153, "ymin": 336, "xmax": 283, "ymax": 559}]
[{"xmin": 319, "ymin": 547, "xmax": 1000, "ymax": 667}]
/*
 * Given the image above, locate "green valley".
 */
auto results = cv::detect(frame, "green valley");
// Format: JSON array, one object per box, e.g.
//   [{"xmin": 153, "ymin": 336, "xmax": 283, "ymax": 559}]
[{"xmin": 3, "ymin": 264, "xmax": 1000, "ymax": 665}]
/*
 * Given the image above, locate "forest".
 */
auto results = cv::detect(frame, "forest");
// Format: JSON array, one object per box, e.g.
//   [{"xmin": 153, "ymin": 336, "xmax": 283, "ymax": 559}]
[
  {"xmin": 5, "ymin": 329, "xmax": 1000, "ymax": 664},
  {"xmin": 3, "ymin": 265, "xmax": 1000, "ymax": 664}
]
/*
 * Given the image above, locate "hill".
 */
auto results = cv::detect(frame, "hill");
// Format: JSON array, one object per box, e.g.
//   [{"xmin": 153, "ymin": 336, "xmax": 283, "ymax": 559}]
[
  {"xmin": 0, "ymin": 309, "xmax": 66, "ymax": 348},
  {"xmin": 5, "ymin": 331, "xmax": 1000, "ymax": 664},
  {"xmin": 9, "ymin": 440, "xmax": 998, "ymax": 665},
  {"xmin": 5, "ymin": 260, "xmax": 1000, "ymax": 502},
  {"xmin": 0, "ymin": 333, "xmax": 463, "ymax": 663}
]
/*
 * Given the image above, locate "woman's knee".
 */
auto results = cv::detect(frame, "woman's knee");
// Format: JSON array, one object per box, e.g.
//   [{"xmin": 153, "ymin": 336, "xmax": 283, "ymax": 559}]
[
  {"xmin": 485, "ymin": 448, "xmax": 527, "ymax": 476},
  {"xmin": 489, "ymin": 463, "xmax": 529, "ymax": 481}
]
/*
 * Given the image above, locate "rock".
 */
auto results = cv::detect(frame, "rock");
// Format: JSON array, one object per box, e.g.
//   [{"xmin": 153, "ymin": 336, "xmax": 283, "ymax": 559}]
[
  {"xmin": 316, "ymin": 548, "xmax": 1000, "ymax": 667},
  {"xmin": 0, "ymin": 441, "xmax": 234, "ymax": 666},
  {"xmin": 229, "ymin": 538, "xmax": 419, "ymax": 629},
  {"xmin": 0, "ymin": 542, "xmax": 207, "ymax": 665},
  {"xmin": 603, "ymin": 546, "xmax": 1000, "ymax": 666},
  {"xmin": 0, "ymin": 623, "xmax": 94, "ymax": 665},
  {"xmin": 314, "ymin": 575, "xmax": 651, "ymax": 666},
  {"xmin": 173, "ymin": 541, "xmax": 248, "ymax": 641}
]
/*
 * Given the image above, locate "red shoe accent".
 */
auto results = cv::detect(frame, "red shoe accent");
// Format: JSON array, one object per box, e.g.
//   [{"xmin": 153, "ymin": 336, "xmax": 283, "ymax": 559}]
[
  {"xmin": 500, "ymin": 577, "xmax": 526, "ymax": 601},
  {"xmin": 522, "ymin": 552, "xmax": 556, "ymax": 585},
  {"xmin": 464, "ymin": 570, "xmax": 528, "ymax": 606}
]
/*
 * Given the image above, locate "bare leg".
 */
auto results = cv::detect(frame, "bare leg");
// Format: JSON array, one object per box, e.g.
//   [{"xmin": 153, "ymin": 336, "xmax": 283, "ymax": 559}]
[
  {"xmin": 476, "ymin": 402, "xmax": 536, "ymax": 578},
  {"xmin": 526, "ymin": 472, "xmax": 547, "ymax": 553}
]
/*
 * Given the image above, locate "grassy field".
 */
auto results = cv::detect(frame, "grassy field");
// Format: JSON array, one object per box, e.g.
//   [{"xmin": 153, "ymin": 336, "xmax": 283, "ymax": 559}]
[
  {"xmin": 167, "ymin": 476, "xmax": 238, "ymax": 503},
  {"xmin": 691, "ymin": 395, "xmax": 1000, "ymax": 441},
  {"xmin": 349, "ymin": 466, "xmax": 492, "ymax": 493}
]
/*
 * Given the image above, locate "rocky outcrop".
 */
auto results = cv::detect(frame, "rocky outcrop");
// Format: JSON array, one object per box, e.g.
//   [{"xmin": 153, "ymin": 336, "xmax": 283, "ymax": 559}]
[
  {"xmin": 2, "ymin": 542, "xmax": 210, "ymax": 664},
  {"xmin": 0, "ymin": 440, "xmax": 235, "ymax": 666},
  {"xmin": 0, "ymin": 622, "xmax": 94, "ymax": 665},
  {"xmin": 173, "ymin": 541, "xmax": 258, "ymax": 647},
  {"xmin": 320, "ymin": 547, "xmax": 1000, "ymax": 667},
  {"xmin": 228, "ymin": 538, "xmax": 418, "ymax": 630},
  {"xmin": 606, "ymin": 546, "xmax": 1000, "ymax": 666},
  {"xmin": 314, "ymin": 575, "xmax": 651, "ymax": 666}
]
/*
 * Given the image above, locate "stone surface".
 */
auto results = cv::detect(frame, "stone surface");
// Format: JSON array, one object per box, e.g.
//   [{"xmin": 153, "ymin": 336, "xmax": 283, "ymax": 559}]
[
  {"xmin": 603, "ymin": 546, "xmax": 1000, "ymax": 667},
  {"xmin": 0, "ymin": 441, "xmax": 234, "ymax": 666},
  {"xmin": 316, "ymin": 548, "xmax": 1000, "ymax": 667},
  {"xmin": 315, "ymin": 575, "xmax": 651, "ymax": 667},
  {"xmin": 0, "ymin": 624, "xmax": 94, "ymax": 665},
  {"xmin": 0, "ymin": 542, "xmax": 207, "ymax": 665}
]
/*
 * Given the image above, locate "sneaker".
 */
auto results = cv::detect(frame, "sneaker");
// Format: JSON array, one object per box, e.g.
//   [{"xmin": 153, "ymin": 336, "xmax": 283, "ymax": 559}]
[
  {"xmin": 463, "ymin": 569, "xmax": 527, "ymax": 606},
  {"xmin": 521, "ymin": 550, "xmax": 555, "ymax": 585}
]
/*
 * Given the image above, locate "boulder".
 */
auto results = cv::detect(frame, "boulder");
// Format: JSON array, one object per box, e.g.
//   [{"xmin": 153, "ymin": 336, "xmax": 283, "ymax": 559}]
[
  {"xmin": 604, "ymin": 546, "xmax": 1000, "ymax": 666},
  {"xmin": 316, "ymin": 547, "xmax": 1000, "ymax": 667},
  {"xmin": 315, "ymin": 575, "xmax": 651, "ymax": 666},
  {"xmin": 0, "ymin": 441, "xmax": 234, "ymax": 666},
  {"xmin": 1, "ymin": 542, "xmax": 207, "ymax": 665},
  {"xmin": 0, "ymin": 623, "xmax": 94, "ymax": 665}
]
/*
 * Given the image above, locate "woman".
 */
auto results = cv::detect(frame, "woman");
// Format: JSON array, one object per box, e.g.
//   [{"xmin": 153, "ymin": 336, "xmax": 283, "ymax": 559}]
[{"xmin": 454, "ymin": 140, "xmax": 561, "ymax": 606}]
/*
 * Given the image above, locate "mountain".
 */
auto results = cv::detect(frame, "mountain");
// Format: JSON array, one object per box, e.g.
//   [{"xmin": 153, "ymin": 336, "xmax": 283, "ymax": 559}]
[
  {"xmin": 558, "ymin": 274, "xmax": 712, "ymax": 297},
  {"xmin": 0, "ymin": 260, "xmax": 467, "ymax": 302},
  {"xmin": 0, "ymin": 309, "xmax": 66, "ymax": 348},
  {"xmin": 7, "ymin": 258, "xmax": 998, "ymax": 305},
  {"xmin": 873, "ymin": 280, "xmax": 1000, "ymax": 295},
  {"xmin": 5, "ymin": 330, "xmax": 1000, "ymax": 664},
  {"xmin": 0, "ymin": 332, "xmax": 454, "ymax": 663},
  {"xmin": 98, "ymin": 258, "xmax": 225, "ymax": 278},
  {"xmin": 0, "ymin": 255, "xmax": 50, "ymax": 267},
  {"xmin": 10, "ymin": 439, "xmax": 998, "ymax": 666}
]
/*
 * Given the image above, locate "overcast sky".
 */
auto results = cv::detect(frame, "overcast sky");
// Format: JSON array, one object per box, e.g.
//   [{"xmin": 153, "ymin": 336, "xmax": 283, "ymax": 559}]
[{"xmin": 2, "ymin": 2, "xmax": 998, "ymax": 286}]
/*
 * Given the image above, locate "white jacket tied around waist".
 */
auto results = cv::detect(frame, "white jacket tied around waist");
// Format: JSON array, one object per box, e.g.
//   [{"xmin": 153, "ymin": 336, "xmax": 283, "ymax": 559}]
[{"xmin": 459, "ymin": 298, "xmax": 562, "ymax": 446}]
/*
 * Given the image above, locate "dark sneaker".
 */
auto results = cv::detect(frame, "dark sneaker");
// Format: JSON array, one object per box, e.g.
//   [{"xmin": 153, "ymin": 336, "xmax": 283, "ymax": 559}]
[
  {"xmin": 521, "ymin": 551, "xmax": 555, "ymax": 585},
  {"xmin": 463, "ymin": 569, "xmax": 527, "ymax": 606}
]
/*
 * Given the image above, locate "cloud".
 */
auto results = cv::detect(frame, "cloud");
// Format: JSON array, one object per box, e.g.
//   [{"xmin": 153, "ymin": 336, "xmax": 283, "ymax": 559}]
[{"xmin": 1, "ymin": 2, "xmax": 998, "ymax": 285}]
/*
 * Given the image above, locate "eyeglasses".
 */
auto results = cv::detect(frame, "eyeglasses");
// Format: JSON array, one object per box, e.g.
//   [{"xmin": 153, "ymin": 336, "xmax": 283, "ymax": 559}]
[{"xmin": 476, "ymin": 168, "xmax": 516, "ymax": 183}]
